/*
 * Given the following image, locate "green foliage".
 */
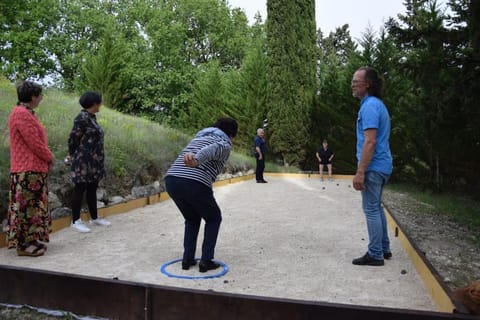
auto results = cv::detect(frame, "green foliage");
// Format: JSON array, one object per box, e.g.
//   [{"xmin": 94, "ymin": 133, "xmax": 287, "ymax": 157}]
[
  {"xmin": 45, "ymin": 0, "xmax": 111, "ymax": 90},
  {"xmin": 441, "ymin": 0, "xmax": 480, "ymax": 190},
  {"xmin": 181, "ymin": 61, "xmax": 226, "ymax": 130},
  {"xmin": 0, "ymin": 79, "xmax": 11, "ymax": 216},
  {"xmin": 310, "ymin": 26, "xmax": 361, "ymax": 173},
  {"xmin": 80, "ymin": 23, "xmax": 132, "ymax": 109},
  {"xmin": 127, "ymin": 0, "xmax": 251, "ymax": 122},
  {"xmin": 162, "ymin": 9, "xmax": 269, "ymax": 150},
  {"xmin": 266, "ymin": 0, "xmax": 317, "ymax": 166},
  {"xmin": 223, "ymin": 35, "xmax": 269, "ymax": 151},
  {"xmin": 387, "ymin": 0, "xmax": 480, "ymax": 191},
  {"xmin": 0, "ymin": 0, "xmax": 59, "ymax": 81}
]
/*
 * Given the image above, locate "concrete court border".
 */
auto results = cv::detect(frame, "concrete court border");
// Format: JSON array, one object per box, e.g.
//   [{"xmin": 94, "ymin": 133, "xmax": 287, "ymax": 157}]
[{"xmin": 0, "ymin": 173, "xmax": 476, "ymax": 319}]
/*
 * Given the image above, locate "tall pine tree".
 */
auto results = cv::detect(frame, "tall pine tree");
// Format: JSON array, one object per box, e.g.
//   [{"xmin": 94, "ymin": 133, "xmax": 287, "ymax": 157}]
[{"xmin": 266, "ymin": 0, "xmax": 317, "ymax": 167}]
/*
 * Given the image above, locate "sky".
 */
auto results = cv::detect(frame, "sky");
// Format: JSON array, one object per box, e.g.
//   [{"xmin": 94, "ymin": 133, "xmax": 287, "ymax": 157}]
[{"xmin": 227, "ymin": 0, "xmax": 411, "ymax": 42}]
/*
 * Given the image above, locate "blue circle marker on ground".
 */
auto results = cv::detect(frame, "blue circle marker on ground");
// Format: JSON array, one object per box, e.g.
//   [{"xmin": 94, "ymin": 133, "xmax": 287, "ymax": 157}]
[{"xmin": 160, "ymin": 258, "xmax": 229, "ymax": 279}]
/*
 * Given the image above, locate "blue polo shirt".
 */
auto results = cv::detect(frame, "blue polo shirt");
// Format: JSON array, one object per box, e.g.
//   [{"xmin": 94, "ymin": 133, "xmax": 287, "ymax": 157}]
[
  {"xmin": 356, "ymin": 96, "xmax": 393, "ymax": 174},
  {"xmin": 254, "ymin": 135, "xmax": 267, "ymax": 155}
]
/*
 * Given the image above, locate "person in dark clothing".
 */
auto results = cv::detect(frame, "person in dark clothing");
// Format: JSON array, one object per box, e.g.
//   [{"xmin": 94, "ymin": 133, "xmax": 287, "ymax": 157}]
[
  {"xmin": 165, "ymin": 118, "xmax": 238, "ymax": 273},
  {"xmin": 67, "ymin": 92, "xmax": 110, "ymax": 233},
  {"xmin": 254, "ymin": 128, "xmax": 267, "ymax": 183},
  {"xmin": 316, "ymin": 139, "xmax": 334, "ymax": 181}
]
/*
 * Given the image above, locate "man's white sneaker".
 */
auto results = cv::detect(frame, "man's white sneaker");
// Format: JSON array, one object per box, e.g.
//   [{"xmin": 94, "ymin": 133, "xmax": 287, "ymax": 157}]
[
  {"xmin": 71, "ymin": 220, "xmax": 91, "ymax": 233},
  {"xmin": 90, "ymin": 218, "xmax": 111, "ymax": 226}
]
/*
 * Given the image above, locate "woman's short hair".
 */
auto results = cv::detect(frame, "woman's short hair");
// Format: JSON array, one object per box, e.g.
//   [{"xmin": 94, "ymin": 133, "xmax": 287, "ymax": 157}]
[
  {"xmin": 212, "ymin": 117, "xmax": 238, "ymax": 138},
  {"xmin": 79, "ymin": 91, "xmax": 102, "ymax": 109},
  {"xmin": 16, "ymin": 81, "xmax": 42, "ymax": 104}
]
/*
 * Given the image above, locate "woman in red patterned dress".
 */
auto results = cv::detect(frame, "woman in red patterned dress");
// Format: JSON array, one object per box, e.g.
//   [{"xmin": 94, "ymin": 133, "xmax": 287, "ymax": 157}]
[{"xmin": 7, "ymin": 81, "xmax": 55, "ymax": 257}]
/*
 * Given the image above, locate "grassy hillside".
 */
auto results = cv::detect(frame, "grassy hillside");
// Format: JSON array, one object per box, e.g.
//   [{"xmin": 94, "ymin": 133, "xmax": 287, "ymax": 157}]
[{"xmin": 0, "ymin": 78, "xmax": 259, "ymax": 222}]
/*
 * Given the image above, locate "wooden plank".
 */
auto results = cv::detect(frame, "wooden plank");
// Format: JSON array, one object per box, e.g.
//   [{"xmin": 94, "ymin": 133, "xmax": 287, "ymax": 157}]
[
  {"xmin": 0, "ymin": 264, "xmax": 476, "ymax": 320},
  {"xmin": 99, "ymin": 197, "xmax": 148, "ymax": 217},
  {"xmin": 147, "ymin": 194, "xmax": 160, "ymax": 205},
  {"xmin": 0, "ymin": 232, "xmax": 6, "ymax": 248},
  {"xmin": 0, "ymin": 265, "xmax": 147, "ymax": 319},
  {"xmin": 384, "ymin": 205, "xmax": 457, "ymax": 313}
]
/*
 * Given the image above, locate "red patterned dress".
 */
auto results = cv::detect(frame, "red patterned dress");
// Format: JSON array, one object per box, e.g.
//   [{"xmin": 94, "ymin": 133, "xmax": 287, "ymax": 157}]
[{"xmin": 7, "ymin": 105, "xmax": 54, "ymax": 249}]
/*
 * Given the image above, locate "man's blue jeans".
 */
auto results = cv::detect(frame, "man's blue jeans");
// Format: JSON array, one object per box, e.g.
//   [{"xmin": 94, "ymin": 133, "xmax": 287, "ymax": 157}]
[
  {"xmin": 165, "ymin": 176, "xmax": 222, "ymax": 262},
  {"xmin": 361, "ymin": 171, "xmax": 391, "ymax": 260}
]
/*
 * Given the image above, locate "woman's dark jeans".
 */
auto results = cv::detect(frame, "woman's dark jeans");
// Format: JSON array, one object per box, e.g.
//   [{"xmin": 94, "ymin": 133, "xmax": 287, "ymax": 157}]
[{"xmin": 165, "ymin": 176, "xmax": 222, "ymax": 261}]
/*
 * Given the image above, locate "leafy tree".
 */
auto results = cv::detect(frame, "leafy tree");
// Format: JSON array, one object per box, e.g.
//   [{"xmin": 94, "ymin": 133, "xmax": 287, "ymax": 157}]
[
  {"xmin": 1, "ymin": 0, "xmax": 254, "ymax": 129},
  {"xmin": 441, "ymin": 0, "xmax": 480, "ymax": 190},
  {"xmin": 134, "ymin": 0, "xmax": 250, "ymax": 124},
  {"xmin": 266, "ymin": 0, "xmax": 317, "ymax": 166},
  {"xmin": 36, "ymin": 0, "xmax": 150, "ymax": 94},
  {"xmin": 0, "ymin": 0, "xmax": 59, "ymax": 81},
  {"xmin": 80, "ymin": 23, "xmax": 132, "ymax": 109},
  {"xmin": 173, "ymin": 13, "xmax": 268, "ymax": 148},
  {"xmin": 183, "ymin": 61, "xmax": 226, "ymax": 130},
  {"xmin": 45, "ymin": 0, "xmax": 110, "ymax": 90},
  {"xmin": 310, "ymin": 25, "xmax": 361, "ymax": 173},
  {"xmin": 358, "ymin": 26, "xmax": 377, "ymax": 67},
  {"xmin": 319, "ymin": 24, "xmax": 358, "ymax": 66},
  {"xmin": 370, "ymin": 29, "xmax": 423, "ymax": 183},
  {"xmin": 388, "ymin": 0, "xmax": 455, "ymax": 189},
  {"xmin": 223, "ymin": 27, "xmax": 268, "ymax": 151}
]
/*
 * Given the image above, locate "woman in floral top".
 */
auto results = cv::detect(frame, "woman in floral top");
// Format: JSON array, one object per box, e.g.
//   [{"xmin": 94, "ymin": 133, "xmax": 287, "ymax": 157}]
[
  {"xmin": 8, "ymin": 81, "xmax": 54, "ymax": 256},
  {"xmin": 67, "ymin": 92, "xmax": 110, "ymax": 233}
]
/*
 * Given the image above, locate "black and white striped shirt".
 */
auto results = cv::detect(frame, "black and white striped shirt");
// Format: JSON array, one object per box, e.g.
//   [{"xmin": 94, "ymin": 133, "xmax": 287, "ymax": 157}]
[{"xmin": 166, "ymin": 127, "xmax": 232, "ymax": 187}]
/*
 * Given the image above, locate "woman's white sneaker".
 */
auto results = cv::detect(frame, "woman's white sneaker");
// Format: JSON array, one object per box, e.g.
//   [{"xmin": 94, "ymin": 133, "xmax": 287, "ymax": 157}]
[
  {"xmin": 90, "ymin": 218, "xmax": 111, "ymax": 226},
  {"xmin": 71, "ymin": 220, "xmax": 91, "ymax": 233}
]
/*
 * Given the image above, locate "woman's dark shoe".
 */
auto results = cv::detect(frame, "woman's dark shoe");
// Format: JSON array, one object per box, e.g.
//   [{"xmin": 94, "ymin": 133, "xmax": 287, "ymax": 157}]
[
  {"xmin": 199, "ymin": 260, "xmax": 221, "ymax": 273},
  {"xmin": 182, "ymin": 259, "xmax": 197, "ymax": 270}
]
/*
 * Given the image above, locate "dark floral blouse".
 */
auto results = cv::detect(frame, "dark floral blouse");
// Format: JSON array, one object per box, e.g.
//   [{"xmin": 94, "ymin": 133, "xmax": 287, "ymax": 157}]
[{"xmin": 68, "ymin": 109, "xmax": 105, "ymax": 184}]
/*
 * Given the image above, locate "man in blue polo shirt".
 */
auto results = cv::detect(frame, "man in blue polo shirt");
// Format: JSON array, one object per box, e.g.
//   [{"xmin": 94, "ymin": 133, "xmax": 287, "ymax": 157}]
[{"xmin": 351, "ymin": 67, "xmax": 393, "ymax": 266}]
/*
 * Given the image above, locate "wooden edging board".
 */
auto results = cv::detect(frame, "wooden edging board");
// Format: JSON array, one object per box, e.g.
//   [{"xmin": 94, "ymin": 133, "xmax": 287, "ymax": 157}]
[{"xmin": 0, "ymin": 264, "xmax": 478, "ymax": 320}]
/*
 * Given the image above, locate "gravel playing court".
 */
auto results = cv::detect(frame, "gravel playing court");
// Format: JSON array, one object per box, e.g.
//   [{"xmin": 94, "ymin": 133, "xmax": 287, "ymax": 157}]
[{"xmin": 0, "ymin": 176, "xmax": 437, "ymax": 312}]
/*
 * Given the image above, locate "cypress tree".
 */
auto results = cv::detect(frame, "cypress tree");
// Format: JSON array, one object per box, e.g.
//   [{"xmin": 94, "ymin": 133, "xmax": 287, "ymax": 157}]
[{"xmin": 266, "ymin": 0, "xmax": 317, "ymax": 166}]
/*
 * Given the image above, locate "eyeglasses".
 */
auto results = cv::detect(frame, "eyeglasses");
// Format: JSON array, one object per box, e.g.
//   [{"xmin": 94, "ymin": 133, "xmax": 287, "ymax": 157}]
[{"xmin": 351, "ymin": 80, "xmax": 366, "ymax": 85}]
